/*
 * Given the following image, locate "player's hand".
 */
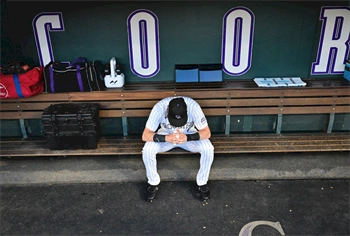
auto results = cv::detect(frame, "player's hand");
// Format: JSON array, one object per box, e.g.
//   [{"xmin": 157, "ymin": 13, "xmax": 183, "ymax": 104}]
[
  {"xmin": 172, "ymin": 129, "xmax": 187, "ymax": 144},
  {"xmin": 166, "ymin": 132, "xmax": 176, "ymax": 144}
]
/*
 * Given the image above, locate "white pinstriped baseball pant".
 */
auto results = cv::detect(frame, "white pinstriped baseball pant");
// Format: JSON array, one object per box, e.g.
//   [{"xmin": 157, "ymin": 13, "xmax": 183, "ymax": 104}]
[{"xmin": 142, "ymin": 139, "xmax": 214, "ymax": 186}]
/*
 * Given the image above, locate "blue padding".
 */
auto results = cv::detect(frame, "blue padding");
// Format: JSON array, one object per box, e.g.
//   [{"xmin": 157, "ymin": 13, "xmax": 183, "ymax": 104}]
[
  {"xmin": 199, "ymin": 70, "xmax": 223, "ymax": 82},
  {"xmin": 175, "ymin": 68, "xmax": 199, "ymax": 83}
]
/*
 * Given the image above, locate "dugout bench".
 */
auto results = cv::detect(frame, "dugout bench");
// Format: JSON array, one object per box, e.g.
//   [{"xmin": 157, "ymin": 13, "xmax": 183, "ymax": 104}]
[{"xmin": 0, "ymin": 78, "xmax": 350, "ymax": 157}]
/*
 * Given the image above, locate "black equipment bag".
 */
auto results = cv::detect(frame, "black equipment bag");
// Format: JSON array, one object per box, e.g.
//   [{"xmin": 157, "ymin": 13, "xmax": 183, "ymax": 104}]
[
  {"xmin": 43, "ymin": 57, "xmax": 105, "ymax": 92},
  {"xmin": 42, "ymin": 103, "xmax": 100, "ymax": 150},
  {"xmin": 1, "ymin": 60, "xmax": 32, "ymax": 75}
]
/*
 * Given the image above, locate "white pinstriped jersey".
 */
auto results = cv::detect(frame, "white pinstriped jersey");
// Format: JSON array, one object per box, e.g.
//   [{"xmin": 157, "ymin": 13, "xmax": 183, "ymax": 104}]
[
  {"xmin": 145, "ymin": 96, "xmax": 208, "ymax": 135},
  {"xmin": 143, "ymin": 96, "xmax": 214, "ymax": 186}
]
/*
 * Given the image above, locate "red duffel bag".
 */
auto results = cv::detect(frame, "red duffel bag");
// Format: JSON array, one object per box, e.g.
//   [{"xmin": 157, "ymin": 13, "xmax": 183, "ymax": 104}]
[{"xmin": 0, "ymin": 66, "xmax": 45, "ymax": 99}]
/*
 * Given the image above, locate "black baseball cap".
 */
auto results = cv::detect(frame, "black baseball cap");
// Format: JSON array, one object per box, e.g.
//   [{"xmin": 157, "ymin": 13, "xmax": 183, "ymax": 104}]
[{"xmin": 168, "ymin": 97, "xmax": 188, "ymax": 127}]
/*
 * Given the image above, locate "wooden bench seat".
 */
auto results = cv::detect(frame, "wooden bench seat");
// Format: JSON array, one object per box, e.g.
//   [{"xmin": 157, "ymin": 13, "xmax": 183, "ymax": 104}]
[
  {"xmin": 1, "ymin": 133, "xmax": 349, "ymax": 157},
  {"xmin": 1, "ymin": 78, "xmax": 349, "ymax": 157}
]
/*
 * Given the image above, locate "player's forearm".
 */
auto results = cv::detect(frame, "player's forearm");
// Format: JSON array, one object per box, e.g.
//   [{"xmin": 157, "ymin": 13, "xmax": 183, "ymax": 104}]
[
  {"xmin": 142, "ymin": 128, "xmax": 170, "ymax": 142},
  {"xmin": 197, "ymin": 127, "xmax": 211, "ymax": 140},
  {"xmin": 142, "ymin": 129, "xmax": 156, "ymax": 142}
]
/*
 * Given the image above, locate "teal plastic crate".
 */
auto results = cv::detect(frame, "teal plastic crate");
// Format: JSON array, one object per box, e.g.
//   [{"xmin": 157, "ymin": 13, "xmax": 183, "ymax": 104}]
[{"xmin": 344, "ymin": 60, "xmax": 350, "ymax": 81}]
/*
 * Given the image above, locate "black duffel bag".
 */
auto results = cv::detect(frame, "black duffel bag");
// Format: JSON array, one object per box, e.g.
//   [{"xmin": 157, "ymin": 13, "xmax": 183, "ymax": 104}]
[{"xmin": 43, "ymin": 57, "xmax": 105, "ymax": 92}]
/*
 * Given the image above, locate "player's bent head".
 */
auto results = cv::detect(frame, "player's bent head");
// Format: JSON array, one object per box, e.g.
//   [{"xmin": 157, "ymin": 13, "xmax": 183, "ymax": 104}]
[{"xmin": 168, "ymin": 97, "xmax": 187, "ymax": 127}]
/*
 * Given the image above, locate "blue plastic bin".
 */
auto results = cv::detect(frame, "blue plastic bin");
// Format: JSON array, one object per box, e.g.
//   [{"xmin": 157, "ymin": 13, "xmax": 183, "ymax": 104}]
[
  {"xmin": 199, "ymin": 64, "xmax": 223, "ymax": 82},
  {"xmin": 175, "ymin": 64, "xmax": 199, "ymax": 83}
]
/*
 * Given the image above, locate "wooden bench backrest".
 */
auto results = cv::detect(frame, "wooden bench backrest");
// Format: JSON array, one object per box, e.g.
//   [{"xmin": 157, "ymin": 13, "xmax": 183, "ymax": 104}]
[{"xmin": 1, "ymin": 86, "xmax": 349, "ymax": 120}]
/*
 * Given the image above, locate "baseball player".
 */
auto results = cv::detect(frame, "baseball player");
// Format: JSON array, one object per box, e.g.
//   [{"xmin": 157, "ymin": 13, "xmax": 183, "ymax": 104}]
[{"xmin": 141, "ymin": 96, "xmax": 214, "ymax": 202}]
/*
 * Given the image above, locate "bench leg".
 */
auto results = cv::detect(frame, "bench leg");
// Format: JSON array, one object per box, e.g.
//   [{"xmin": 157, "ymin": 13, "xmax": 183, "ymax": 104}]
[
  {"xmin": 122, "ymin": 117, "xmax": 128, "ymax": 136},
  {"xmin": 327, "ymin": 113, "xmax": 335, "ymax": 133},
  {"xmin": 19, "ymin": 119, "xmax": 28, "ymax": 139},
  {"xmin": 276, "ymin": 114, "xmax": 283, "ymax": 134},
  {"xmin": 24, "ymin": 120, "xmax": 32, "ymax": 134},
  {"xmin": 225, "ymin": 115, "xmax": 230, "ymax": 135}
]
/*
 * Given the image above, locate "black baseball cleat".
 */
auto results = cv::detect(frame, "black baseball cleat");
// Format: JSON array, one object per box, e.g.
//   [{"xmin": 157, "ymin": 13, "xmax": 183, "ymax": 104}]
[
  {"xmin": 146, "ymin": 184, "xmax": 158, "ymax": 202},
  {"xmin": 198, "ymin": 184, "xmax": 210, "ymax": 201}
]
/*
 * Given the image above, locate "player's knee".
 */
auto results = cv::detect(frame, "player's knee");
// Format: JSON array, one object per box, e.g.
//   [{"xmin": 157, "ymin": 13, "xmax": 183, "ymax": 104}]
[
  {"xmin": 200, "ymin": 142, "xmax": 214, "ymax": 154},
  {"xmin": 142, "ymin": 147, "xmax": 155, "ymax": 158},
  {"xmin": 142, "ymin": 142, "xmax": 159, "ymax": 158}
]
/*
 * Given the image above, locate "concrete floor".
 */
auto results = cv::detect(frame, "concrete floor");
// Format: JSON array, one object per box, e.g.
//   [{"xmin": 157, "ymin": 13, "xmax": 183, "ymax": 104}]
[
  {"xmin": 1, "ymin": 152, "xmax": 349, "ymax": 235},
  {"xmin": 1, "ymin": 180, "xmax": 349, "ymax": 235}
]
